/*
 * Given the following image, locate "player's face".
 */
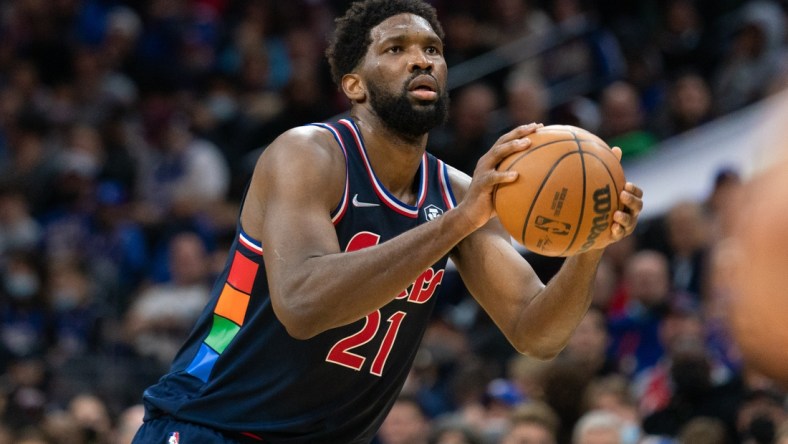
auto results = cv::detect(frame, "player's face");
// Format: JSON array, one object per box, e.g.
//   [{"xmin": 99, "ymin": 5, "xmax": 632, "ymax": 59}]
[{"xmin": 362, "ymin": 13, "xmax": 449, "ymax": 138}]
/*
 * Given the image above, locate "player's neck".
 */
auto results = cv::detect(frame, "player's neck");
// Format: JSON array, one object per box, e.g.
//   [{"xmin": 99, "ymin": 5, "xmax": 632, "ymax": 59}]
[{"xmin": 351, "ymin": 109, "xmax": 427, "ymax": 202}]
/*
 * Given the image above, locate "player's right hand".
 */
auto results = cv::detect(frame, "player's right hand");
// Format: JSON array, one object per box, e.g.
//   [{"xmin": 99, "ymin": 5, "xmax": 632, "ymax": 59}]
[{"xmin": 458, "ymin": 123, "xmax": 543, "ymax": 229}]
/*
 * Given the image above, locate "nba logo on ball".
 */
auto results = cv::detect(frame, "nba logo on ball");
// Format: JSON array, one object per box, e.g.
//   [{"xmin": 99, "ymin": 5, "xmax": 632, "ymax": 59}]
[{"xmin": 424, "ymin": 204, "xmax": 443, "ymax": 221}]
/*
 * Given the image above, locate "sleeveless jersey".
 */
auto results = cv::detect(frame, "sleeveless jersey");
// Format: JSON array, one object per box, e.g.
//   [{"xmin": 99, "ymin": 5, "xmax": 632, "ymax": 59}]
[{"xmin": 141, "ymin": 118, "xmax": 457, "ymax": 443}]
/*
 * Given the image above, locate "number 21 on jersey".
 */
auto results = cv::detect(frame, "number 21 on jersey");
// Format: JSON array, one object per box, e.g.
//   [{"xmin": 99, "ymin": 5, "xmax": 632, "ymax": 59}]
[{"xmin": 325, "ymin": 231, "xmax": 444, "ymax": 376}]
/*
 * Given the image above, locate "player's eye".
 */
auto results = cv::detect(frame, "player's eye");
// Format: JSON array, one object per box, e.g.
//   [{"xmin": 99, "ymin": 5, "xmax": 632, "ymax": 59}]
[
  {"xmin": 386, "ymin": 46, "xmax": 402, "ymax": 54},
  {"xmin": 425, "ymin": 46, "xmax": 440, "ymax": 55}
]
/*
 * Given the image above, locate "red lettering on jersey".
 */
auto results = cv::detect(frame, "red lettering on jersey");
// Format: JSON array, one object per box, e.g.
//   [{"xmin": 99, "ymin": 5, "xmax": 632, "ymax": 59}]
[
  {"xmin": 407, "ymin": 268, "xmax": 444, "ymax": 304},
  {"xmin": 344, "ymin": 231, "xmax": 443, "ymax": 304},
  {"xmin": 345, "ymin": 231, "xmax": 381, "ymax": 253}
]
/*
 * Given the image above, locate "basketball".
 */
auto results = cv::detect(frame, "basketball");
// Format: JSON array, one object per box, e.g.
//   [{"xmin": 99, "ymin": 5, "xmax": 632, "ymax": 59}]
[{"xmin": 493, "ymin": 125, "xmax": 626, "ymax": 257}]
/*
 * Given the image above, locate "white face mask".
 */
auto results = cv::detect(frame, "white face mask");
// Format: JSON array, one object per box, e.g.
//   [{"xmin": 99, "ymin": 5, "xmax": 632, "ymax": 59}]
[
  {"xmin": 4, "ymin": 272, "xmax": 40, "ymax": 300},
  {"xmin": 52, "ymin": 289, "xmax": 80, "ymax": 311},
  {"xmin": 620, "ymin": 421, "xmax": 641, "ymax": 444}
]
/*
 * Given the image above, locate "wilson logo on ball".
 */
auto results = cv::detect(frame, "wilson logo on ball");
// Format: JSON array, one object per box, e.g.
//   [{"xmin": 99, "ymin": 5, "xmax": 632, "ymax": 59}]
[{"xmin": 579, "ymin": 185, "xmax": 612, "ymax": 253}]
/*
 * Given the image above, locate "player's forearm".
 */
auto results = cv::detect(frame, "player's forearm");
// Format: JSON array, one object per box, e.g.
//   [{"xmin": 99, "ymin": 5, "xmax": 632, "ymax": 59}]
[
  {"xmin": 509, "ymin": 249, "xmax": 603, "ymax": 359},
  {"xmin": 272, "ymin": 209, "xmax": 477, "ymax": 339}
]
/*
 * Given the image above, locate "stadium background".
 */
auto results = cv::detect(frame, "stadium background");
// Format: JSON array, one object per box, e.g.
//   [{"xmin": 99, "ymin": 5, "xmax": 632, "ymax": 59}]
[{"xmin": 0, "ymin": 0, "xmax": 786, "ymax": 443}]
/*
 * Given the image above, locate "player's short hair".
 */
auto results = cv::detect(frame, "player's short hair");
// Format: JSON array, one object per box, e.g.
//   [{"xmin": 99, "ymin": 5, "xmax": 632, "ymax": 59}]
[{"xmin": 326, "ymin": 0, "xmax": 444, "ymax": 86}]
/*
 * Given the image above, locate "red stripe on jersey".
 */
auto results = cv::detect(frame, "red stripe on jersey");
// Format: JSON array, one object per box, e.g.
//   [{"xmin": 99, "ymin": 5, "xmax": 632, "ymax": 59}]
[
  {"xmin": 227, "ymin": 251, "xmax": 258, "ymax": 294},
  {"xmin": 339, "ymin": 119, "xmax": 426, "ymax": 218},
  {"xmin": 238, "ymin": 232, "xmax": 263, "ymax": 254},
  {"xmin": 312, "ymin": 123, "xmax": 350, "ymax": 225},
  {"xmin": 437, "ymin": 160, "xmax": 456, "ymax": 209}
]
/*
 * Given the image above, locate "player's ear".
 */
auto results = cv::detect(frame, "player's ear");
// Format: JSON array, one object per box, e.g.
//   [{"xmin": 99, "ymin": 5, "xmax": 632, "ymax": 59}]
[{"xmin": 342, "ymin": 73, "xmax": 366, "ymax": 103}]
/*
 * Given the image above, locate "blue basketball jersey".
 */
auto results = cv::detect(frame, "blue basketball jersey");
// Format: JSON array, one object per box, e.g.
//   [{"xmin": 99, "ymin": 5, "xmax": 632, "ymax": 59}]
[{"xmin": 141, "ymin": 118, "xmax": 457, "ymax": 443}]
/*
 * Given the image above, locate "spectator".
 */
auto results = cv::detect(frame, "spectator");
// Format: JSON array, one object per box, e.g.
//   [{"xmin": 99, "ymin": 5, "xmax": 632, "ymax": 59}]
[
  {"xmin": 736, "ymin": 389, "xmax": 787, "ymax": 444},
  {"xmin": 608, "ymin": 250, "xmax": 677, "ymax": 377},
  {"xmin": 642, "ymin": 338, "xmax": 743, "ymax": 441},
  {"xmin": 0, "ymin": 251, "xmax": 49, "ymax": 359},
  {"xmin": 3, "ymin": 354, "xmax": 49, "ymax": 431},
  {"xmin": 500, "ymin": 401, "xmax": 560, "ymax": 444},
  {"xmin": 484, "ymin": 0, "xmax": 553, "ymax": 46},
  {"xmin": 572, "ymin": 409, "xmax": 626, "ymax": 444},
  {"xmin": 377, "ymin": 394, "xmax": 431, "ymax": 444},
  {"xmin": 651, "ymin": 71, "xmax": 715, "ymax": 140},
  {"xmin": 427, "ymin": 82, "xmax": 499, "ymax": 175},
  {"xmin": 663, "ymin": 200, "xmax": 712, "ymax": 299},
  {"xmin": 656, "ymin": 0, "xmax": 715, "ymax": 79},
  {"xmin": 45, "ymin": 262, "xmax": 103, "ymax": 365},
  {"xmin": 124, "ymin": 231, "xmax": 212, "ymax": 368},
  {"xmin": 712, "ymin": 1, "xmax": 786, "ymax": 114},
  {"xmin": 677, "ymin": 416, "xmax": 729, "ymax": 444},
  {"xmin": 583, "ymin": 375, "xmax": 643, "ymax": 443},
  {"xmin": 429, "ymin": 417, "xmax": 484, "ymax": 444},
  {"xmin": 136, "ymin": 98, "xmax": 230, "ymax": 228},
  {"xmin": 503, "ymin": 73, "xmax": 551, "ymax": 130},
  {"xmin": 631, "ymin": 306, "xmax": 720, "ymax": 418},
  {"xmin": 0, "ymin": 107, "xmax": 60, "ymax": 218},
  {"xmin": 597, "ymin": 81, "xmax": 659, "ymax": 160},
  {"xmin": 561, "ymin": 306, "xmax": 617, "ymax": 377},
  {"xmin": 67, "ymin": 393, "xmax": 113, "ymax": 444},
  {"xmin": 439, "ymin": 5, "xmax": 495, "ymax": 68},
  {"xmin": 540, "ymin": 0, "xmax": 626, "ymax": 88},
  {"xmin": 0, "ymin": 186, "xmax": 40, "ymax": 256},
  {"xmin": 542, "ymin": 359, "xmax": 595, "ymax": 444},
  {"xmin": 113, "ymin": 404, "xmax": 144, "ymax": 444},
  {"xmin": 506, "ymin": 354, "xmax": 552, "ymax": 402},
  {"xmin": 40, "ymin": 409, "xmax": 85, "ymax": 444},
  {"xmin": 776, "ymin": 419, "xmax": 788, "ymax": 444}
]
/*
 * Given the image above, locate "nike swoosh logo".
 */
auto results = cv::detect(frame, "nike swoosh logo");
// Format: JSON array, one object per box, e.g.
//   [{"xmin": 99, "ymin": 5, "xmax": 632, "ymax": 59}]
[{"xmin": 352, "ymin": 194, "xmax": 380, "ymax": 207}]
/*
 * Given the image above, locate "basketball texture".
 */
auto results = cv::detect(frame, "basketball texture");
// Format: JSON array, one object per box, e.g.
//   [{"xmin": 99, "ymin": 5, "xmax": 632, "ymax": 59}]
[{"xmin": 494, "ymin": 125, "xmax": 626, "ymax": 257}]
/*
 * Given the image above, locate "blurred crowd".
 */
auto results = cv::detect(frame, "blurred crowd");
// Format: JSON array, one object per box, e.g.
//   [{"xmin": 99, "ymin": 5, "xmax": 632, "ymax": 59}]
[{"xmin": 0, "ymin": 0, "xmax": 787, "ymax": 443}]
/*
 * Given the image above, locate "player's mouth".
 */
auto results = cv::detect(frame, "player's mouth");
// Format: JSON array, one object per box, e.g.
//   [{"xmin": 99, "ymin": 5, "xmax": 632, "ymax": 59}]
[{"xmin": 407, "ymin": 76, "xmax": 438, "ymax": 101}]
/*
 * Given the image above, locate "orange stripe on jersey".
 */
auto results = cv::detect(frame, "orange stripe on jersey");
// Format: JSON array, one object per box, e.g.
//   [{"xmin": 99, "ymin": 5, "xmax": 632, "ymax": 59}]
[{"xmin": 215, "ymin": 283, "xmax": 251, "ymax": 325}]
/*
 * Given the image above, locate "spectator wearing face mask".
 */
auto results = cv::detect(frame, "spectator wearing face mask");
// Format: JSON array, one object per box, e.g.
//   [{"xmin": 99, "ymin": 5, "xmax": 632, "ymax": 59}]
[{"xmin": 0, "ymin": 251, "xmax": 49, "ymax": 360}]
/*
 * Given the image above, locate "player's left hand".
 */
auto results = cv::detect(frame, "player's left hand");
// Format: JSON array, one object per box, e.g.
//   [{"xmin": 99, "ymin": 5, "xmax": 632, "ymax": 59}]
[
  {"xmin": 611, "ymin": 181, "xmax": 643, "ymax": 241},
  {"xmin": 608, "ymin": 146, "xmax": 644, "ymax": 241}
]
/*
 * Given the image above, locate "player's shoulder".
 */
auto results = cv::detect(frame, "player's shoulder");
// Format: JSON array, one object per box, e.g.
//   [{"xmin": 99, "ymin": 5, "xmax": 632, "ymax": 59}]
[
  {"xmin": 258, "ymin": 124, "xmax": 345, "ymax": 169},
  {"xmin": 270, "ymin": 124, "xmax": 339, "ymax": 155}
]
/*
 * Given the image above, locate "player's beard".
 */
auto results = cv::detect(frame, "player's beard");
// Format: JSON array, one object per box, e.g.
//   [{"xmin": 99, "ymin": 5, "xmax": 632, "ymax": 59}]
[{"xmin": 368, "ymin": 74, "xmax": 449, "ymax": 139}]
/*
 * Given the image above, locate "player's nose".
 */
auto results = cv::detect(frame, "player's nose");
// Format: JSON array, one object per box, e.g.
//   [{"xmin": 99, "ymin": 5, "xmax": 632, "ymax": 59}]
[{"xmin": 407, "ymin": 50, "xmax": 433, "ymax": 72}]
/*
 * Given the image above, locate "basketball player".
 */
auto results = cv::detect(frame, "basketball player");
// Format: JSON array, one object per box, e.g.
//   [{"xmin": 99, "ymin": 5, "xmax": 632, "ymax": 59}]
[{"xmin": 132, "ymin": 0, "xmax": 644, "ymax": 442}]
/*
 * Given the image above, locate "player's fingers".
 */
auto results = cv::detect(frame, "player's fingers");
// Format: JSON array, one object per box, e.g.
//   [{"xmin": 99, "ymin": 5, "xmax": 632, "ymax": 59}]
[
  {"xmin": 477, "ymin": 137, "xmax": 530, "ymax": 171},
  {"xmin": 611, "ymin": 222, "xmax": 626, "ymax": 240},
  {"xmin": 495, "ymin": 137, "xmax": 531, "ymax": 161},
  {"xmin": 485, "ymin": 169, "xmax": 519, "ymax": 186},
  {"xmin": 620, "ymin": 189, "xmax": 644, "ymax": 215},
  {"xmin": 624, "ymin": 182, "xmax": 643, "ymax": 199},
  {"xmin": 611, "ymin": 146, "xmax": 623, "ymax": 161},
  {"xmin": 495, "ymin": 122, "xmax": 543, "ymax": 145},
  {"xmin": 613, "ymin": 210, "xmax": 633, "ymax": 231}
]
